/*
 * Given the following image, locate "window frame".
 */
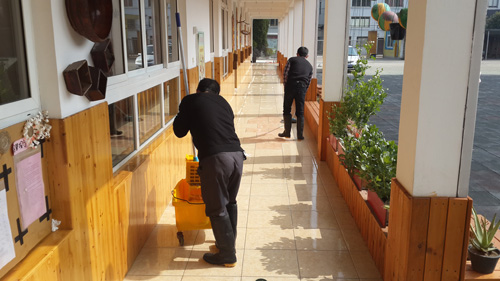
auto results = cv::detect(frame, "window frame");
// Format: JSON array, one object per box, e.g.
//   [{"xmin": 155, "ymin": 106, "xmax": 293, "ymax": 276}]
[
  {"xmin": 385, "ymin": 31, "xmax": 394, "ymax": 49},
  {"xmin": 0, "ymin": 0, "xmax": 42, "ymax": 129},
  {"xmin": 489, "ymin": 0, "xmax": 499, "ymax": 7}
]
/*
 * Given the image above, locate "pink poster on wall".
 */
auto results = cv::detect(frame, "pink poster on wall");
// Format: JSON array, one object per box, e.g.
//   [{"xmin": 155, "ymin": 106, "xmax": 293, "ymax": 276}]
[{"xmin": 15, "ymin": 152, "xmax": 46, "ymax": 229}]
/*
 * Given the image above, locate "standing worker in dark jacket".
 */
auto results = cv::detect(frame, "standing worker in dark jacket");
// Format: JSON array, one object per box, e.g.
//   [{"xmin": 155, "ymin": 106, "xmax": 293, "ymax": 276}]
[
  {"xmin": 173, "ymin": 78, "xmax": 244, "ymax": 267},
  {"xmin": 278, "ymin": 46, "xmax": 313, "ymax": 140}
]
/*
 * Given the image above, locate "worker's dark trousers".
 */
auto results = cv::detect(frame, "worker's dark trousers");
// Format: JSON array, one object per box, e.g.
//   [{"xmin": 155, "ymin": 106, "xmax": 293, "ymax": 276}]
[{"xmin": 198, "ymin": 151, "xmax": 244, "ymax": 218}]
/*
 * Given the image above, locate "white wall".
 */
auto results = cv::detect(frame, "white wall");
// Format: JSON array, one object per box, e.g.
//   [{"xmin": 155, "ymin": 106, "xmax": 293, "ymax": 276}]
[
  {"xmin": 180, "ymin": 0, "xmax": 211, "ymax": 69},
  {"xmin": 303, "ymin": 0, "xmax": 317, "ymax": 67},
  {"xmin": 293, "ymin": 0, "xmax": 303, "ymax": 53},
  {"xmin": 287, "ymin": 8, "xmax": 294, "ymax": 57}
]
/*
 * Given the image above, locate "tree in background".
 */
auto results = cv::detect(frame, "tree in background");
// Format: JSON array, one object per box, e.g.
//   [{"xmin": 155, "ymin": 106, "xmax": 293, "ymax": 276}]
[
  {"xmin": 253, "ymin": 19, "xmax": 269, "ymax": 57},
  {"xmin": 486, "ymin": 12, "xmax": 500, "ymax": 29}
]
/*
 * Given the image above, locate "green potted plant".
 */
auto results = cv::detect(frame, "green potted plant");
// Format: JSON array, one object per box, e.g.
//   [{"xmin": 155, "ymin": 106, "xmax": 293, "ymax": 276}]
[
  {"xmin": 359, "ymin": 124, "xmax": 397, "ymax": 226},
  {"xmin": 469, "ymin": 208, "xmax": 500, "ymax": 274},
  {"xmin": 338, "ymin": 134, "xmax": 363, "ymax": 189}
]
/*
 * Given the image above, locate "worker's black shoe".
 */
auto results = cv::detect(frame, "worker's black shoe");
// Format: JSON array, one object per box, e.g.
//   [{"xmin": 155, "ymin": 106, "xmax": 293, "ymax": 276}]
[
  {"xmin": 203, "ymin": 252, "xmax": 237, "ymax": 267},
  {"xmin": 204, "ymin": 215, "xmax": 236, "ymax": 267},
  {"xmin": 279, "ymin": 115, "xmax": 292, "ymax": 138}
]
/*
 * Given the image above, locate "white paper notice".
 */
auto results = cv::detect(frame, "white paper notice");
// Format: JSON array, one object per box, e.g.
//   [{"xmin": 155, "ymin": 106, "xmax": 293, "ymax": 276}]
[
  {"xmin": 15, "ymin": 152, "xmax": 46, "ymax": 229},
  {"xmin": 0, "ymin": 188, "xmax": 16, "ymax": 269}
]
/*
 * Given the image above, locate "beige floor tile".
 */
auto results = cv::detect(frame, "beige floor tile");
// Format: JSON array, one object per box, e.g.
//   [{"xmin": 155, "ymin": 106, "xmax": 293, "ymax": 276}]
[
  {"xmin": 294, "ymin": 228, "xmax": 348, "ymax": 251},
  {"xmin": 328, "ymin": 196, "xmax": 351, "ymax": 213},
  {"xmin": 350, "ymin": 251, "xmax": 382, "ymax": 279},
  {"xmin": 242, "ymin": 278, "xmax": 300, "ymax": 281},
  {"xmin": 247, "ymin": 210, "xmax": 293, "ymax": 229},
  {"xmin": 250, "ymin": 183, "xmax": 288, "ymax": 196},
  {"xmin": 238, "ymin": 184, "xmax": 251, "ymax": 196},
  {"xmin": 323, "ymin": 183, "xmax": 342, "ymax": 198},
  {"xmin": 283, "ymin": 166, "xmax": 318, "ymax": 175},
  {"xmin": 291, "ymin": 210, "xmax": 339, "ymax": 229},
  {"xmin": 252, "ymin": 173, "xmax": 287, "ymax": 184},
  {"xmin": 286, "ymin": 173, "xmax": 323, "ymax": 185},
  {"xmin": 288, "ymin": 184, "xmax": 327, "ymax": 199},
  {"xmin": 238, "ymin": 195, "xmax": 250, "ymax": 211},
  {"xmin": 183, "ymin": 250, "xmax": 244, "ymax": 277},
  {"xmin": 253, "ymin": 163, "xmax": 286, "ymax": 174},
  {"xmin": 123, "ymin": 276, "xmax": 182, "ymax": 281},
  {"xmin": 283, "ymin": 156, "xmax": 317, "ymax": 166},
  {"xmin": 242, "ymin": 249, "xmax": 300, "ymax": 278},
  {"xmin": 241, "ymin": 174, "xmax": 253, "ymax": 184},
  {"xmin": 245, "ymin": 228, "xmax": 296, "ymax": 250},
  {"xmin": 297, "ymin": 250, "xmax": 358, "ymax": 279},
  {"xmin": 253, "ymin": 155, "xmax": 284, "ymax": 165},
  {"xmin": 341, "ymin": 229, "xmax": 370, "ymax": 252},
  {"xmin": 320, "ymin": 172, "xmax": 336, "ymax": 185},
  {"xmin": 192, "ymin": 227, "xmax": 247, "ymax": 250},
  {"xmin": 289, "ymin": 196, "xmax": 332, "ymax": 212},
  {"xmin": 334, "ymin": 211, "xmax": 360, "ymax": 230},
  {"xmin": 249, "ymin": 195, "xmax": 290, "ymax": 211},
  {"xmin": 127, "ymin": 248, "xmax": 190, "ymax": 276},
  {"xmin": 144, "ymin": 224, "xmax": 198, "ymax": 248},
  {"xmin": 183, "ymin": 277, "xmax": 241, "ymax": 281}
]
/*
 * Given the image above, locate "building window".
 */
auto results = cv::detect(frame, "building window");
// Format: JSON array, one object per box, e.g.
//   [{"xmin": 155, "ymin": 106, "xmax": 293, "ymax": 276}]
[
  {"xmin": 385, "ymin": 0, "xmax": 404, "ymax": 7},
  {"xmin": 125, "ymin": 0, "xmax": 143, "ymax": 70},
  {"xmin": 489, "ymin": 0, "xmax": 499, "ymax": 7},
  {"xmin": 164, "ymin": 77, "xmax": 179, "ymax": 124},
  {"xmin": 124, "ymin": 0, "xmax": 133, "ymax": 7},
  {"xmin": 352, "ymin": 0, "xmax": 371, "ymax": 7},
  {"xmin": 145, "ymin": 0, "xmax": 162, "ymax": 66},
  {"xmin": 385, "ymin": 31, "xmax": 394, "ymax": 49},
  {"xmin": 0, "ymin": 0, "xmax": 30, "ymax": 107},
  {"xmin": 109, "ymin": 97, "xmax": 135, "ymax": 166},
  {"xmin": 351, "ymin": 16, "xmax": 370, "ymax": 28},
  {"xmin": 138, "ymin": 85, "xmax": 162, "ymax": 144},
  {"xmin": 166, "ymin": 0, "xmax": 179, "ymax": 63}
]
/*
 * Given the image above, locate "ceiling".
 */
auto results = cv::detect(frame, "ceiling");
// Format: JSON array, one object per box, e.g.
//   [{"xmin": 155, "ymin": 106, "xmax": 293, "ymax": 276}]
[{"xmin": 239, "ymin": 0, "xmax": 292, "ymax": 20}]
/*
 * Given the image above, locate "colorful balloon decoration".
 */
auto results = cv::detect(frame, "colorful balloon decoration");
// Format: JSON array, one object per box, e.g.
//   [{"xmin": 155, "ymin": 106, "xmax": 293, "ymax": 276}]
[
  {"xmin": 371, "ymin": 3, "xmax": 390, "ymax": 22},
  {"xmin": 398, "ymin": 8, "xmax": 408, "ymax": 29},
  {"xmin": 378, "ymin": 11, "xmax": 399, "ymax": 31}
]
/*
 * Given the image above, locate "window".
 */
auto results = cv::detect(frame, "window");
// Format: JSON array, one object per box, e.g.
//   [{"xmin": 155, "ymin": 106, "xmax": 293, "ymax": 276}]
[
  {"xmin": 0, "ymin": 0, "xmax": 30, "ymax": 107},
  {"xmin": 489, "ymin": 0, "xmax": 499, "ymax": 7},
  {"xmin": 125, "ymin": 0, "xmax": 143, "ymax": 70},
  {"xmin": 352, "ymin": 0, "xmax": 371, "ymax": 7},
  {"xmin": 385, "ymin": 31, "xmax": 394, "ymax": 49},
  {"xmin": 109, "ymin": 97, "xmax": 135, "ymax": 166},
  {"xmin": 124, "ymin": 0, "xmax": 133, "ymax": 7},
  {"xmin": 351, "ymin": 16, "xmax": 370, "ymax": 28},
  {"xmin": 164, "ymin": 77, "xmax": 179, "ymax": 124},
  {"xmin": 145, "ymin": 0, "xmax": 162, "ymax": 66},
  {"xmin": 166, "ymin": 0, "xmax": 179, "ymax": 63},
  {"xmin": 138, "ymin": 85, "xmax": 162, "ymax": 144},
  {"xmin": 385, "ymin": 0, "xmax": 404, "ymax": 7}
]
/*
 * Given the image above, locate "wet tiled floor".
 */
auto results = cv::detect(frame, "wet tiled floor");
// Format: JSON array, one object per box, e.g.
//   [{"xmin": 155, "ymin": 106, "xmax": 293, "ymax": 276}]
[{"xmin": 123, "ymin": 64, "xmax": 382, "ymax": 281}]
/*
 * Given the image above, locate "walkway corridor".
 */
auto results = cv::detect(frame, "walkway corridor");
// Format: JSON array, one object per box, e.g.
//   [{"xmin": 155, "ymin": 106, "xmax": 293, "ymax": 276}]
[{"xmin": 124, "ymin": 64, "xmax": 383, "ymax": 281}]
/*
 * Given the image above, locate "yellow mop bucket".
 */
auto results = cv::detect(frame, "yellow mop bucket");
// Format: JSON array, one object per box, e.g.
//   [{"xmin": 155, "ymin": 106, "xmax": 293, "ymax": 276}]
[{"xmin": 172, "ymin": 179, "xmax": 211, "ymax": 245}]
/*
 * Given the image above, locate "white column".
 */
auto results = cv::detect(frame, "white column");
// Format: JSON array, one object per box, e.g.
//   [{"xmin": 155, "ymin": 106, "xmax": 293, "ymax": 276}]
[
  {"xmin": 396, "ymin": 0, "xmax": 486, "ymax": 197},
  {"xmin": 213, "ymin": 0, "xmax": 222, "ymax": 57},
  {"xmin": 286, "ymin": 8, "xmax": 294, "ymax": 58},
  {"xmin": 321, "ymin": 0, "xmax": 350, "ymax": 102},
  {"xmin": 303, "ymin": 0, "xmax": 317, "ymax": 67},
  {"xmin": 293, "ymin": 0, "xmax": 303, "ymax": 52}
]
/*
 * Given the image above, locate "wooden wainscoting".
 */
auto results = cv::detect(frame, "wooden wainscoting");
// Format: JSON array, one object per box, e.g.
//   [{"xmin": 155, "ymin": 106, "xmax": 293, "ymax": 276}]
[
  {"xmin": 325, "ymin": 142, "xmax": 387, "ymax": 276},
  {"xmin": 384, "ymin": 179, "xmax": 472, "ymax": 281},
  {"xmin": 214, "ymin": 57, "xmax": 223, "ymax": 84},
  {"xmin": 180, "ymin": 67, "xmax": 199, "ymax": 97},
  {"xmin": 1, "ymin": 103, "xmax": 193, "ymax": 281},
  {"xmin": 205, "ymin": 61, "xmax": 212, "ymax": 79},
  {"xmin": 318, "ymin": 100, "xmax": 335, "ymax": 160}
]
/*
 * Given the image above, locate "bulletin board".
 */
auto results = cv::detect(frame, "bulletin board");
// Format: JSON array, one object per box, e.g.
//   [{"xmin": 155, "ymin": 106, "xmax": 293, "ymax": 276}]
[{"xmin": 0, "ymin": 122, "xmax": 51, "ymax": 279}]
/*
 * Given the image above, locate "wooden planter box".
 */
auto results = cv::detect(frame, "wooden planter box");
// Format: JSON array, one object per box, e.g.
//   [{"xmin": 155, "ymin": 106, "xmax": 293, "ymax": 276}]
[
  {"xmin": 367, "ymin": 189, "xmax": 388, "ymax": 227},
  {"xmin": 325, "ymin": 139, "xmax": 387, "ymax": 276}
]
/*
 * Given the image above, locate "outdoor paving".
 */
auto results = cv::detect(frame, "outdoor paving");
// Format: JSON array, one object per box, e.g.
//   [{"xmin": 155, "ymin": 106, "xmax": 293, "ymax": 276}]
[{"xmin": 366, "ymin": 59, "xmax": 500, "ymax": 219}]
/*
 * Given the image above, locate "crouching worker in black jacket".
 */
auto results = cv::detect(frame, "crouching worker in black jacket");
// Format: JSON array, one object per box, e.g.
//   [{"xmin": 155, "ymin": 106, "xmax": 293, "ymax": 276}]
[{"xmin": 173, "ymin": 78, "xmax": 245, "ymax": 267}]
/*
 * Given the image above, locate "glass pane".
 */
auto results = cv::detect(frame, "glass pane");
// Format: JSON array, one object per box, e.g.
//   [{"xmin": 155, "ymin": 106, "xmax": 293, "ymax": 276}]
[
  {"xmin": 164, "ymin": 77, "xmax": 179, "ymax": 124},
  {"xmin": 110, "ymin": 97, "xmax": 135, "ymax": 166},
  {"xmin": 109, "ymin": 0, "xmax": 125, "ymax": 75},
  {"xmin": 125, "ymin": 0, "xmax": 143, "ymax": 71},
  {"xmin": 166, "ymin": 0, "xmax": 179, "ymax": 62},
  {"xmin": 145, "ymin": 0, "xmax": 162, "ymax": 66},
  {"xmin": 0, "ymin": 0, "xmax": 30, "ymax": 106},
  {"xmin": 138, "ymin": 85, "xmax": 162, "ymax": 144}
]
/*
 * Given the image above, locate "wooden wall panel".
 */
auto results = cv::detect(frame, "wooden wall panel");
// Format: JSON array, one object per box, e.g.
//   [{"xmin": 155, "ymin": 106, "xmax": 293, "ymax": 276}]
[
  {"xmin": 205, "ymin": 61, "xmax": 212, "ymax": 79},
  {"xmin": 385, "ymin": 180, "xmax": 472, "ymax": 281},
  {"xmin": 180, "ymin": 67, "xmax": 199, "ymax": 97},
  {"xmin": 214, "ymin": 57, "xmax": 223, "ymax": 84},
  {"xmin": 2, "ymin": 103, "xmax": 193, "ymax": 281},
  {"xmin": 424, "ymin": 198, "xmax": 449, "ymax": 281},
  {"xmin": 306, "ymin": 79, "xmax": 318, "ymax": 101},
  {"xmin": 318, "ymin": 100, "xmax": 335, "ymax": 161}
]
